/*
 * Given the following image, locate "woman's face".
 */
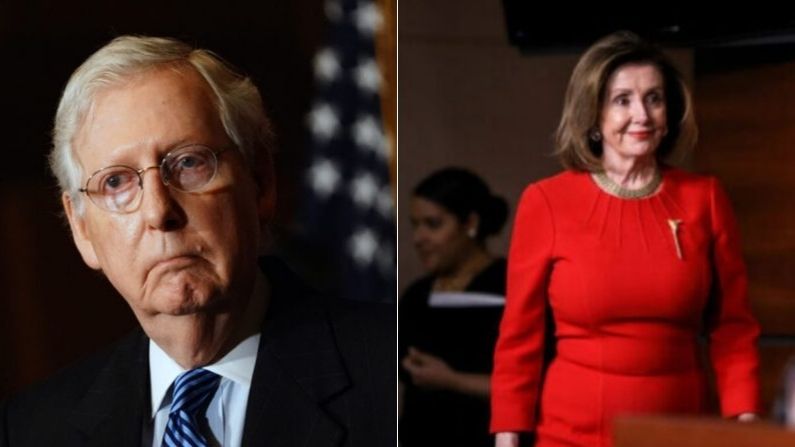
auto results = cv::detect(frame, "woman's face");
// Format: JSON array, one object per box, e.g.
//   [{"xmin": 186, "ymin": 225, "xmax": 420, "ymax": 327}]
[
  {"xmin": 409, "ymin": 196, "xmax": 474, "ymax": 274},
  {"xmin": 599, "ymin": 63, "xmax": 667, "ymax": 162}
]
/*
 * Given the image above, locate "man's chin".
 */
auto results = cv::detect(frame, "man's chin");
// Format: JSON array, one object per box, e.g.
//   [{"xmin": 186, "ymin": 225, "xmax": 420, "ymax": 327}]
[{"xmin": 145, "ymin": 282, "xmax": 222, "ymax": 316}]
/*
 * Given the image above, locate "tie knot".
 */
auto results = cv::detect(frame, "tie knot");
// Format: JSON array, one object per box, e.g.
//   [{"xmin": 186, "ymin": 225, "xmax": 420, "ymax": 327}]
[{"xmin": 169, "ymin": 368, "xmax": 221, "ymax": 416}]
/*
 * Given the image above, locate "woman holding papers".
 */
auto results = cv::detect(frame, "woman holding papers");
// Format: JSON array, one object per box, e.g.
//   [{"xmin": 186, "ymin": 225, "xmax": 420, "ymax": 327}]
[{"xmin": 400, "ymin": 167, "xmax": 509, "ymax": 447}]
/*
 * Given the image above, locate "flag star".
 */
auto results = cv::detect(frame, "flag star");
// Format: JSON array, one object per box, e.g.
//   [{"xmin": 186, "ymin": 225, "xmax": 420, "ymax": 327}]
[
  {"xmin": 314, "ymin": 48, "xmax": 341, "ymax": 82},
  {"xmin": 308, "ymin": 103, "xmax": 340, "ymax": 141},
  {"xmin": 308, "ymin": 158, "xmax": 341, "ymax": 197},
  {"xmin": 354, "ymin": 58, "xmax": 382, "ymax": 93},
  {"xmin": 325, "ymin": 0, "xmax": 343, "ymax": 22},
  {"xmin": 353, "ymin": 2, "xmax": 382, "ymax": 35},
  {"xmin": 352, "ymin": 115, "xmax": 387, "ymax": 158},
  {"xmin": 349, "ymin": 228, "xmax": 378, "ymax": 266},
  {"xmin": 350, "ymin": 172, "xmax": 379, "ymax": 209},
  {"xmin": 377, "ymin": 185, "xmax": 394, "ymax": 218}
]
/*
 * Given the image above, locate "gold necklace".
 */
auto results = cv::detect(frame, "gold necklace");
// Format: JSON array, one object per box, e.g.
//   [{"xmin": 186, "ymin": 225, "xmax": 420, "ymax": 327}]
[
  {"xmin": 433, "ymin": 275, "xmax": 472, "ymax": 292},
  {"xmin": 591, "ymin": 169, "xmax": 662, "ymax": 199}
]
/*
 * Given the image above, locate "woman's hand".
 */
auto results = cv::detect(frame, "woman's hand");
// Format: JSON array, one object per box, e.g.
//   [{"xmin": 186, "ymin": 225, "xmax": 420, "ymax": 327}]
[
  {"xmin": 402, "ymin": 346, "xmax": 492, "ymax": 397},
  {"xmin": 495, "ymin": 432, "xmax": 520, "ymax": 447},
  {"xmin": 401, "ymin": 347, "xmax": 456, "ymax": 389}
]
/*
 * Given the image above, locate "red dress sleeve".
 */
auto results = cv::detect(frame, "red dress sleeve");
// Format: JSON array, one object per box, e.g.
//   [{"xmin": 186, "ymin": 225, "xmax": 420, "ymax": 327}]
[
  {"xmin": 491, "ymin": 184, "xmax": 555, "ymax": 432},
  {"xmin": 707, "ymin": 178, "xmax": 761, "ymax": 416}
]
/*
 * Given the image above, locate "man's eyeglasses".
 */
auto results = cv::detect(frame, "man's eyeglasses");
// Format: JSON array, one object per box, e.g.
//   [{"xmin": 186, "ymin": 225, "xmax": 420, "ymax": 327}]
[{"xmin": 79, "ymin": 144, "xmax": 227, "ymax": 214}]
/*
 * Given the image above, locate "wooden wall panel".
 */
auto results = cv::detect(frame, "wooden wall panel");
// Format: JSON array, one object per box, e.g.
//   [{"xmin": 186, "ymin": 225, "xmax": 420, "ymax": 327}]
[
  {"xmin": 0, "ymin": 184, "xmax": 137, "ymax": 396},
  {"xmin": 694, "ymin": 61, "xmax": 795, "ymax": 336},
  {"xmin": 376, "ymin": 0, "xmax": 397, "ymax": 190},
  {"xmin": 614, "ymin": 416, "xmax": 795, "ymax": 447},
  {"xmin": 695, "ymin": 56, "xmax": 795, "ymax": 416}
]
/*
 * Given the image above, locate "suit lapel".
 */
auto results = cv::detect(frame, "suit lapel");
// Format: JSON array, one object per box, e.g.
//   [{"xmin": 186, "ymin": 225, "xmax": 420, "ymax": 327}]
[
  {"xmin": 68, "ymin": 330, "xmax": 150, "ymax": 447},
  {"xmin": 242, "ymin": 258, "xmax": 351, "ymax": 446},
  {"xmin": 63, "ymin": 259, "xmax": 350, "ymax": 447}
]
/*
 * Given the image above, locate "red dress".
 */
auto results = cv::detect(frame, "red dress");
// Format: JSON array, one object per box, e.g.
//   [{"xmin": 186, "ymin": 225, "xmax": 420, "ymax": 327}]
[{"xmin": 490, "ymin": 169, "xmax": 760, "ymax": 447}]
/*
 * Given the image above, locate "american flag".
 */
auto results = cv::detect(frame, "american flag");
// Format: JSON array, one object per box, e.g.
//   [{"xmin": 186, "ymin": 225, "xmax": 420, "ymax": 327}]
[{"xmin": 301, "ymin": 0, "xmax": 395, "ymax": 303}]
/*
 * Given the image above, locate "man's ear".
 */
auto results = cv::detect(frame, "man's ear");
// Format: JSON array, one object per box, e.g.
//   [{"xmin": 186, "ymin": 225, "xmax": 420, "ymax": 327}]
[{"xmin": 62, "ymin": 192, "xmax": 101, "ymax": 270}]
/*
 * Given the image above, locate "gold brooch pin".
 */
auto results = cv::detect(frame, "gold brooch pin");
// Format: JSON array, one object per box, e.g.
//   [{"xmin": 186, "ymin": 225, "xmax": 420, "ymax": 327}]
[{"xmin": 667, "ymin": 219, "xmax": 683, "ymax": 260}]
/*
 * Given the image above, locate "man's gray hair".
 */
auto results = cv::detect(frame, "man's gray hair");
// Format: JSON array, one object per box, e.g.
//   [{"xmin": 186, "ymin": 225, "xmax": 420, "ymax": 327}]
[{"xmin": 50, "ymin": 35, "xmax": 273, "ymax": 213}]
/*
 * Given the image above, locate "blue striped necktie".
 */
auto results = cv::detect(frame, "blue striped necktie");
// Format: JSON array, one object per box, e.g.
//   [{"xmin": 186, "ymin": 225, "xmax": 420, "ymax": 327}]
[{"xmin": 162, "ymin": 368, "xmax": 221, "ymax": 447}]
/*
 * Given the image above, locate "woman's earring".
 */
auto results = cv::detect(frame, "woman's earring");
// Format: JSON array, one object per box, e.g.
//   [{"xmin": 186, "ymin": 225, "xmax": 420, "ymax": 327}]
[{"xmin": 589, "ymin": 129, "xmax": 602, "ymax": 142}]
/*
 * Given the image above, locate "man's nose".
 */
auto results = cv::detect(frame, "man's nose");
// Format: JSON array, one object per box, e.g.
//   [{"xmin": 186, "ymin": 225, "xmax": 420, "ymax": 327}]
[{"xmin": 139, "ymin": 166, "xmax": 186, "ymax": 231}]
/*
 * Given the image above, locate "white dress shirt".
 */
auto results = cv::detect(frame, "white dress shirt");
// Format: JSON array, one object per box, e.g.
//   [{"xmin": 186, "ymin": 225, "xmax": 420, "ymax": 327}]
[{"xmin": 149, "ymin": 334, "xmax": 260, "ymax": 447}]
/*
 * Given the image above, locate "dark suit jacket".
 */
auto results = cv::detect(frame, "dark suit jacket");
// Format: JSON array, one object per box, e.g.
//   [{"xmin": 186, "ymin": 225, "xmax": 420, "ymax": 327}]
[{"xmin": 0, "ymin": 257, "xmax": 396, "ymax": 446}]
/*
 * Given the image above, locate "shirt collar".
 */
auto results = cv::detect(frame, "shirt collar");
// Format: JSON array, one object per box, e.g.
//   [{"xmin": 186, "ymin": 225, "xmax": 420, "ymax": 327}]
[
  {"xmin": 148, "ymin": 270, "xmax": 267, "ymax": 417},
  {"xmin": 149, "ymin": 333, "xmax": 260, "ymax": 417}
]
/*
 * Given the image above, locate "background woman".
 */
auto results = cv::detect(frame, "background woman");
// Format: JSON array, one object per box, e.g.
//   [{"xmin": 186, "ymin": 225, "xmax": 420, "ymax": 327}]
[{"xmin": 400, "ymin": 167, "xmax": 509, "ymax": 447}]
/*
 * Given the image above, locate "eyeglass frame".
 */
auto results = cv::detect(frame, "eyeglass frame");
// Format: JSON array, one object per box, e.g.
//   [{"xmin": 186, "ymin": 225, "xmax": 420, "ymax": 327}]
[{"xmin": 77, "ymin": 144, "xmax": 229, "ymax": 213}]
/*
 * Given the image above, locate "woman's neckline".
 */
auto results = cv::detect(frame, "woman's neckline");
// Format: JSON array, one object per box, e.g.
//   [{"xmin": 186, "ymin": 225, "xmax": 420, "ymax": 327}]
[
  {"xmin": 590, "ymin": 168, "xmax": 664, "ymax": 200},
  {"xmin": 432, "ymin": 255, "xmax": 495, "ymax": 293}
]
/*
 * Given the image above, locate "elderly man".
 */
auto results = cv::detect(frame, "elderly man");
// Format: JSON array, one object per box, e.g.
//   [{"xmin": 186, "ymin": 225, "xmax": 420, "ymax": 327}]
[{"xmin": 0, "ymin": 36, "xmax": 394, "ymax": 446}]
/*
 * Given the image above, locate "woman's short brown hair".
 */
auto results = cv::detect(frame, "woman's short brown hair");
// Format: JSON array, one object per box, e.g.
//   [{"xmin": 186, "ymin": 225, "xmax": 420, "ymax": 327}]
[{"xmin": 554, "ymin": 31, "xmax": 697, "ymax": 171}]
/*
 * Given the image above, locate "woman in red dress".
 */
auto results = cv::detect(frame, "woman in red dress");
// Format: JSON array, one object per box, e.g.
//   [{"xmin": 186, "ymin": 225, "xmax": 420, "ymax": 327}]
[{"xmin": 491, "ymin": 31, "xmax": 761, "ymax": 447}]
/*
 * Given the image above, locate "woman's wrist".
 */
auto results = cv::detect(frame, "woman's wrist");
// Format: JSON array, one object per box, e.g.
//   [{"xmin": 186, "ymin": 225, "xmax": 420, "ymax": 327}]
[
  {"xmin": 495, "ymin": 432, "xmax": 520, "ymax": 447},
  {"xmin": 445, "ymin": 369, "xmax": 466, "ymax": 393}
]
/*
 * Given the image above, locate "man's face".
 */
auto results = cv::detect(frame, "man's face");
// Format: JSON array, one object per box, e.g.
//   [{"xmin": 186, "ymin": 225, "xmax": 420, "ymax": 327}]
[{"xmin": 64, "ymin": 67, "xmax": 270, "ymax": 322}]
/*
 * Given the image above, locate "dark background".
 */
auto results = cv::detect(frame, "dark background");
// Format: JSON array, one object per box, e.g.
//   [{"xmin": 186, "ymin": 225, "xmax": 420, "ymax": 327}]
[
  {"xmin": 500, "ymin": 3, "xmax": 795, "ymax": 51},
  {"xmin": 0, "ymin": 0, "xmax": 356, "ymax": 397}
]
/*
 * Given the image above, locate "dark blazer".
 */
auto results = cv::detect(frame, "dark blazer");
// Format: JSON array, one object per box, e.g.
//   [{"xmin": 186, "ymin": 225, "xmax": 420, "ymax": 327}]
[{"xmin": 0, "ymin": 257, "xmax": 396, "ymax": 446}]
